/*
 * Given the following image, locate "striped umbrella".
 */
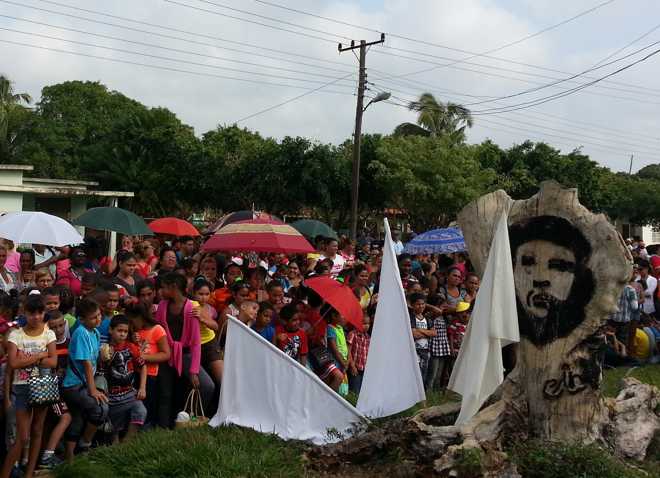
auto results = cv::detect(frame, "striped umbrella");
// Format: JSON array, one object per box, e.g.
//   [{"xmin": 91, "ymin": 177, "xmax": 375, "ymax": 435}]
[
  {"xmin": 201, "ymin": 218, "xmax": 315, "ymax": 254},
  {"xmin": 403, "ymin": 227, "xmax": 466, "ymax": 255},
  {"xmin": 202, "ymin": 211, "xmax": 281, "ymax": 235}
]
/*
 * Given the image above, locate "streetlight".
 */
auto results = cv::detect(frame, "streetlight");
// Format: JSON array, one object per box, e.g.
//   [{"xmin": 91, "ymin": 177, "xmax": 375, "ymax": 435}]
[
  {"xmin": 350, "ymin": 90, "xmax": 391, "ymax": 240},
  {"xmin": 364, "ymin": 91, "xmax": 391, "ymax": 111}
]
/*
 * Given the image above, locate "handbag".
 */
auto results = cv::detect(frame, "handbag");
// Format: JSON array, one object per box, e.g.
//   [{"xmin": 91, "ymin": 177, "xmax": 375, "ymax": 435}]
[
  {"xmin": 309, "ymin": 345, "xmax": 334, "ymax": 370},
  {"xmin": 175, "ymin": 389, "xmax": 208, "ymax": 429},
  {"xmin": 27, "ymin": 368, "xmax": 60, "ymax": 407}
]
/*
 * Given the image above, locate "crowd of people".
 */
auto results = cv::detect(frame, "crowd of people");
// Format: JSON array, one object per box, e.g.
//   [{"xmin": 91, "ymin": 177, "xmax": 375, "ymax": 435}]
[
  {"xmin": 0, "ymin": 229, "xmax": 657, "ymax": 477},
  {"xmin": 0, "ymin": 233, "xmax": 479, "ymax": 477},
  {"xmin": 607, "ymin": 237, "xmax": 660, "ymax": 366}
]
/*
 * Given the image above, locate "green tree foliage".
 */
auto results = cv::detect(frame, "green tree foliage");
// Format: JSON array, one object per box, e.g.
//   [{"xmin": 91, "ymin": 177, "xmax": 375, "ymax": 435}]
[
  {"xmin": 0, "ymin": 75, "xmax": 32, "ymax": 162},
  {"xmin": 14, "ymin": 81, "xmax": 143, "ymax": 178},
  {"xmin": 372, "ymin": 135, "xmax": 496, "ymax": 230}
]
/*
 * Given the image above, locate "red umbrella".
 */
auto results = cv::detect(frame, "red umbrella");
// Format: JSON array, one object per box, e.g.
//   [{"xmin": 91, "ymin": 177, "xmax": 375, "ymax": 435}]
[
  {"xmin": 201, "ymin": 218, "xmax": 314, "ymax": 254},
  {"xmin": 305, "ymin": 276, "xmax": 364, "ymax": 331},
  {"xmin": 149, "ymin": 217, "xmax": 200, "ymax": 237}
]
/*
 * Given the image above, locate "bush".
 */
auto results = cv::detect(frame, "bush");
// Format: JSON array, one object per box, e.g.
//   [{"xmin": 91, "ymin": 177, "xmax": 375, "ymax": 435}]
[{"xmin": 510, "ymin": 440, "xmax": 650, "ymax": 478}]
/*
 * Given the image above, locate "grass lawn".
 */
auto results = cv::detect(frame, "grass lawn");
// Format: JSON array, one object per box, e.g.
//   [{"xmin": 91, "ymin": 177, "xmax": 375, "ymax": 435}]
[
  {"xmin": 55, "ymin": 365, "xmax": 660, "ymax": 478},
  {"xmin": 54, "ymin": 426, "xmax": 305, "ymax": 478}
]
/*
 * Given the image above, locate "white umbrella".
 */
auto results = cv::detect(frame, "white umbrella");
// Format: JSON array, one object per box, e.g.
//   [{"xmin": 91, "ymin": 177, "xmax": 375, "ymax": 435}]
[{"xmin": 0, "ymin": 212, "xmax": 83, "ymax": 247}]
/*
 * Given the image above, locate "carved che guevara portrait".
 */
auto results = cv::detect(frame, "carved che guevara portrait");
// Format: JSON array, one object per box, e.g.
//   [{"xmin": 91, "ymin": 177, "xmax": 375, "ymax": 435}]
[{"xmin": 509, "ymin": 215, "xmax": 595, "ymax": 347}]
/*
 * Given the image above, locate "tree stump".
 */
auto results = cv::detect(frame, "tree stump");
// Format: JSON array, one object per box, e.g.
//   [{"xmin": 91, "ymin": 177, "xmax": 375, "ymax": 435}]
[{"xmin": 313, "ymin": 182, "xmax": 660, "ymax": 476}]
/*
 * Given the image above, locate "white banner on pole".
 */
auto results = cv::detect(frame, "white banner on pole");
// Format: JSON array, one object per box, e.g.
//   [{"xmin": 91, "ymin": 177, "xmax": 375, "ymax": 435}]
[
  {"xmin": 449, "ymin": 211, "xmax": 520, "ymax": 424},
  {"xmin": 357, "ymin": 218, "xmax": 425, "ymax": 417},
  {"xmin": 210, "ymin": 317, "xmax": 365, "ymax": 444}
]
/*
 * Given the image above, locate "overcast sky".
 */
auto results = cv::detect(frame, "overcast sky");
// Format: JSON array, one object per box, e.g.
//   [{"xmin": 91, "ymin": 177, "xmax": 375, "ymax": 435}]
[{"xmin": 2, "ymin": 0, "xmax": 659, "ymax": 172}]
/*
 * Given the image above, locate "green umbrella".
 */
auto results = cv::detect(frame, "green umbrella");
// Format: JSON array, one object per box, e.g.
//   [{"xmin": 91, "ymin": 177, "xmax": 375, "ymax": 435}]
[
  {"xmin": 291, "ymin": 219, "xmax": 338, "ymax": 240},
  {"xmin": 73, "ymin": 207, "xmax": 153, "ymax": 236}
]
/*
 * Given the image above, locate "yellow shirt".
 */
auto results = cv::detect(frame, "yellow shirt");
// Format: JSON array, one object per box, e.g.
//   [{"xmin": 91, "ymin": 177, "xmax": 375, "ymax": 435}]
[
  {"xmin": 192, "ymin": 301, "xmax": 216, "ymax": 345},
  {"xmin": 633, "ymin": 328, "xmax": 650, "ymax": 360}
]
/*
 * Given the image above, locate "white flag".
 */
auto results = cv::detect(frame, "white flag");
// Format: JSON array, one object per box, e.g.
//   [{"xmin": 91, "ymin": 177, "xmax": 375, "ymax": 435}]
[
  {"xmin": 357, "ymin": 218, "xmax": 425, "ymax": 417},
  {"xmin": 210, "ymin": 317, "xmax": 365, "ymax": 444},
  {"xmin": 449, "ymin": 211, "xmax": 520, "ymax": 425}
]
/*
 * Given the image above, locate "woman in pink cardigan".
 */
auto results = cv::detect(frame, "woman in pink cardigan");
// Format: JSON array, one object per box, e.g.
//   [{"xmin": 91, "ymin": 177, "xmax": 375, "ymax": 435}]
[{"xmin": 155, "ymin": 272, "xmax": 215, "ymax": 428}]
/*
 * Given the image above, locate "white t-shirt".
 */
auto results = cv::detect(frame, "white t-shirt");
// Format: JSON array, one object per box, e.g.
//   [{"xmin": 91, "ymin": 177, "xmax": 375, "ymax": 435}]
[
  {"xmin": 637, "ymin": 275, "xmax": 657, "ymax": 315},
  {"xmin": 8, "ymin": 327, "xmax": 56, "ymax": 384},
  {"xmin": 321, "ymin": 254, "xmax": 346, "ymax": 276}
]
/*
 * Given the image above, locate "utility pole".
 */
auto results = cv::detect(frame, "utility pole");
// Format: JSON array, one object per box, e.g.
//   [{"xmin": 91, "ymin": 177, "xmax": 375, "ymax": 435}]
[
  {"xmin": 339, "ymin": 34, "xmax": 385, "ymax": 240},
  {"xmin": 628, "ymin": 154, "xmax": 634, "ymax": 174}
]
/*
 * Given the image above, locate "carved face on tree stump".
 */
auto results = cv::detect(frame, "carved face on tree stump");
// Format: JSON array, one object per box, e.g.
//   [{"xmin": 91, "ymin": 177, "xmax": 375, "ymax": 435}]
[{"xmin": 509, "ymin": 216, "xmax": 595, "ymax": 346}]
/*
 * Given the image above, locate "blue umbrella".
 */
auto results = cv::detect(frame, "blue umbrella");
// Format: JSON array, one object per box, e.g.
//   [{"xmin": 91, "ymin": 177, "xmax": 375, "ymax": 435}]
[{"xmin": 403, "ymin": 227, "xmax": 466, "ymax": 255}]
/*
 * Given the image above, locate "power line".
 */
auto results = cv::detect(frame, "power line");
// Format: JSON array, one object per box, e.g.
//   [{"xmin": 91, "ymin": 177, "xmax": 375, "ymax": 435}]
[
  {"xmin": 32, "ymin": 0, "xmax": 659, "ymax": 99},
  {"xmin": 236, "ymin": 73, "xmax": 355, "ymax": 123},
  {"xmin": 248, "ymin": 0, "xmax": 616, "ymax": 71},
  {"xmin": 0, "ymin": 38, "xmax": 355, "ymax": 95},
  {"xmin": 21, "ymin": 0, "xmax": 659, "ymax": 104},
  {"xmin": 191, "ymin": 0, "xmax": 354, "ymax": 41},
  {"xmin": 0, "ymin": 13, "xmax": 357, "ymax": 81},
  {"xmin": 162, "ymin": 0, "xmax": 659, "ymax": 103},
  {"xmin": 376, "ymin": 0, "xmax": 618, "ymax": 80},
  {"xmin": 591, "ymin": 21, "xmax": 660, "ymax": 67},
  {"xmin": 0, "ymin": 26, "xmax": 358, "ymax": 87},
  {"xmin": 372, "ymin": 49, "xmax": 660, "ymax": 107},
  {"xmin": 468, "ymin": 47, "xmax": 660, "ymax": 114},
  {"xmin": 4, "ymin": 0, "xmax": 353, "ymax": 73},
  {"xmin": 162, "ymin": 0, "xmax": 340, "ymax": 44},
  {"xmin": 460, "ymin": 40, "xmax": 660, "ymax": 107},
  {"xmin": 371, "ymin": 84, "xmax": 660, "ymax": 154},
  {"xmin": 256, "ymin": 0, "xmax": 659, "ymax": 95},
  {"xmin": 378, "ymin": 43, "xmax": 660, "ymax": 98},
  {"xmin": 370, "ymin": 81, "xmax": 660, "ymax": 147}
]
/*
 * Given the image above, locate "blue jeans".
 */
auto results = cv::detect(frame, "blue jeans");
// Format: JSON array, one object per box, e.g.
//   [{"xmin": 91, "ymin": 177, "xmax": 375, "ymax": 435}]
[
  {"xmin": 348, "ymin": 371, "xmax": 364, "ymax": 395},
  {"xmin": 425, "ymin": 356, "xmax": 447, "ymax": 391}
]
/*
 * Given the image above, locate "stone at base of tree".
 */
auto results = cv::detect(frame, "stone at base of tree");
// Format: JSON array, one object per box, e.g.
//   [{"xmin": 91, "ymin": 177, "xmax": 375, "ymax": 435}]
[{"xmin": 607, "ymin": 377, "xmax": 660, "ymax": 461}]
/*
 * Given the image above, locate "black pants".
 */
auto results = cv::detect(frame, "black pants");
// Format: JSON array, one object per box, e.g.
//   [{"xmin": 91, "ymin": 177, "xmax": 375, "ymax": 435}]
[
  {"xmin": 61, "ymin": 385, "xmax": 109, "ymax": 442},
  {"xmin": 156, "ymin": 356, "xmax": 214, "ymax": 428},
  {"xmin": 143, "ymin": 375, "xmax": 159, "ymax": 427}
]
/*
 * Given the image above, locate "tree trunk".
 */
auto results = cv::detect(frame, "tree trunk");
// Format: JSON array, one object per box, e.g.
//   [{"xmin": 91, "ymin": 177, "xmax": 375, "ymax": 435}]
[{"xmin": 458, "ymin": 181, "xmax": 629, "ymax": 442}]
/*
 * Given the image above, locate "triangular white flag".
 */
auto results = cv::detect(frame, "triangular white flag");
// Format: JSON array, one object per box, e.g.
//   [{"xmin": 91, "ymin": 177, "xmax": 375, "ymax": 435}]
[
  {"xmin": 449, "ymin": 211, "xmax": 520, "ymax": 424},
  {"xmin": 357, "ymin": 218, "xmax": 425, "ymax": 417},
  {"xmin": 210, "ymin": 317, "xmax": 365, "ymax": 444}
]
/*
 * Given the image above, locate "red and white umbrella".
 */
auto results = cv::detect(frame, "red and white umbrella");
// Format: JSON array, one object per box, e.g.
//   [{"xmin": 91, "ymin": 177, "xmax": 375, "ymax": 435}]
[{"xmin": 201, "ymin": 218, "xmax": 314, "ymax": 254}]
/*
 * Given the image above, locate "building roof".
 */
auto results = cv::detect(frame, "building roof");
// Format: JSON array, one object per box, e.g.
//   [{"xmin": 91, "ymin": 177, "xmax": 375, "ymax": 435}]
[
  {"xmin": 24, "ymin": 177, "xmax": 99, "ymax": 187},
  {"xmin": 0, "ymin": 164, "xmax": 33, "ymax": 171},
  {"xmin": 0, "ymin": 164, "xmax": 134, "ymax": 198},
  {"xmin": 0, "ymin": 184, "xmax": 134, "ymax": 198}
]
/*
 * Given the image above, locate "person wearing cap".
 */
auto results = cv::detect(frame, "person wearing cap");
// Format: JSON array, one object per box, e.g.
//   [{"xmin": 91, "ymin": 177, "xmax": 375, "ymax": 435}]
[
  {"xmin": 447, "ymin": 301, "xmax": 471, "ymax": 356},
  {"xmin": 55, "ymin": 247, "xmax": 93, "ymax": 298}
]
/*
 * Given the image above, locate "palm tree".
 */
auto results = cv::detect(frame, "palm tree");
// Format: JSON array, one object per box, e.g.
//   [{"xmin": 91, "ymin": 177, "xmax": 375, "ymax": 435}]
[
  {"xmin": 0, "ymin": 75, "xmax": 32, "ymax": 161},
  {"xmin": 394, "ymin": 93, "xmax": 473, "ymax": 143}
]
